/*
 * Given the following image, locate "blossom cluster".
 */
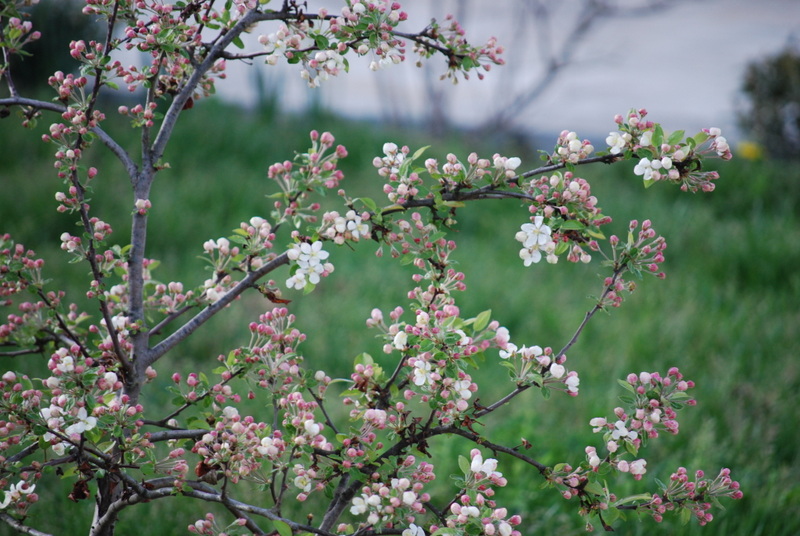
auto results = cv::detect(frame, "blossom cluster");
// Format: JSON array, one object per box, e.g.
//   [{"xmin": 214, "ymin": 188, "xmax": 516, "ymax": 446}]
[
  {"xmin": 585, "ymin": 369, "xmax": 695, "ymax": 480},
  {"xmin": 598, "ymin": 219, "xmax": 668, "ymax": 308},
  {"xmin": 0, "ymin": 13, "xmax": 40, "ymax": 63},
  {"xmin": 515, "ymin": 215, "xmax": 557, "ymax": 265},
  {"xmin": 191, "ymin": 406, "xmax": 273, "ymax": 484},
  {"xmin": 340, "ymin": 456, "xmax": 435, "ymax": 533},
  {"xmin": 188, "ymin": 513, "xmax": 248, "ymax": 536},
  {"xmin": 495, "ymin": 328, "xmax": 580, "ymax": 395},
  {"xmin": 606, "ymin": 109, "xmax": 731, "ymax": 192},
  {"xmin": 268, "ymin": 130, "xmax": 348, "ymax": 226},
  {"xmin": 645, "ymin": 467, "xmax": 743, "ymax": 524},
  {"xmin": 348, "ymin": 472, "xmax": 431, "ymax": 528},
  {"xmin": 320, "ymin": 210, "xmax": 371, "ymax": 244},
  {"xmin": 286, "ymin": 240, "xmax": 334, "ymax": 290},
  {"xmin": 411, "ymin": 14, "xmax": 505, "ymax": 82},
  {"xmin": 434, "ymin": 450, "xmax": 520, "ymax": 536},
  {"xmin": 552, "ymin": 130, "xmax": 594, "ymax": 164}
]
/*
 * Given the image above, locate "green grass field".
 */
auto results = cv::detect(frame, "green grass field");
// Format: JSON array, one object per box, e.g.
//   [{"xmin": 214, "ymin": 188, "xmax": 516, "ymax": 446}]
[{"xmin": 1, "ymin": 99, "xmax": 798, "ymax": 535}]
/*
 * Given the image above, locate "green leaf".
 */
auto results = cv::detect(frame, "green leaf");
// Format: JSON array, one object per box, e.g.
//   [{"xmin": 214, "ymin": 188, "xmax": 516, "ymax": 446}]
[
  {"xmin": 652, "ymin": 125, "xmax": 664, "ymax": 147},
  {"xmin": 585, "ymin": 228, "xmax": 606, "ymax": 240},
  {"xmin": 357, "ymin": 197, "xmax": 378, "ymax": 213},
  {"xmin": 680, "ymin": 507, "xmax": 692, "ymax": 525},
  {"xmin": 692, "ymin": 132, "xmax": 709, "ymax": 146},
  {"xmin": 274, "ymin": 520, "xmax": 293, "ymax": 536},
  {"xmin": 667, "ymin": 130, "xmax": 685, "ymax": 146},
  {"xmin": 60, "ymin": 465, "xmax": 79, "ymax": 479},
  {"xmin": 616, "ymin": 379, "xmax": 635, "ymax": 393},
  {"xmin": 354, "ymin": 352, "xmax": 374, "ymax": 366},
  {"xmin": 602, "ymin": 506, "xmax": 620, "ymax": 525},
  {"xmin": 411, "ymin": 145, "xmax": 430, "ymax": 162},
  {"xmin": 643, "ymin": 178, "xmax": 655, "ymax": 189},
  {"xmin": 187, "ymin": 416, "xmax": 212, "ymax": 430},
  {"xmin": 473, "ymin": 309, "xmax": 492, "ymax": 332},
  {"xmin": 313, "ymin": 34, "xmax": 330, "ymax": 49},
  {"xmin": 457, "ymin": 455, "xmax": 471, "ymax": 476},
  {"xmin": 558, "ymin": 220, "xmax": 586, "ymax": 231},
  {"xmin": 583, "ymin": 481, "xmax": 605, "ymax": 495},
  {"xmin": 613, "ymin": 493, "xmax": 654, "ymax": 506}
]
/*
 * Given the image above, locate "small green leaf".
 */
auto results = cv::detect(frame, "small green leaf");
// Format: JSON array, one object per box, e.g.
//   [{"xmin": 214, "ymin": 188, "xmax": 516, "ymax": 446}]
[
  {"xmin": 602, "ymin": 506, "xmax": 620, "ymax": 525},
  {"xmin": 457, "ymin": 455, "xmax": 471, "ymax": 476},
  {"xmin": 613, "ymin": 493, "xmax": 654, "ymax": 506},
  {"xmin": 680, "ymin": 507, "xmax": 692, "ymax": 525},
  {"xmin": 616, "ymin": 379, "xmax": 635, "ymax": 393},
  {"xmin": 411, "ymin": 145, "xmax": 430, "ymax": 162},
  {"xmin": 354, "ymin": 352, "xmax": 374, "ymax": 366},
  {"xmin": 692, "ymin": 132, "xmax": 709, "ymax": 146},
  {"xmin": 358, "ymin": 197, "xmax": 378, "ymax": 213},
  {"xmin": 313, "ymin": 34, "xmax": 330, "ymax": 49},
  {"xmin": 558, "ymin": 220, "xmax": 586, "ymax": 231},
  {"xmin": 667, "ymin": 130, "xmax": 685, "ymax": 146},
  {"xmin": 583, "ymin": 481, "xmax": 605, "ymax": 495},
  {"xmin": 652, "ymin": 125, "xmax": 664, "ymax": 147},
  {"xmin": 643, "ymin": 178, "xmax": 655, "ymax": 189},
  {"xmin": 274, "ymin": 520, "xmax": 293, "ymax": 536},
  {"xmin": 585, "ymin": 228, "xmax": 606, "ymax": 240},
  {"xmin": 473, "ymin": 309, "xmax": 492, "ymax": 332}
]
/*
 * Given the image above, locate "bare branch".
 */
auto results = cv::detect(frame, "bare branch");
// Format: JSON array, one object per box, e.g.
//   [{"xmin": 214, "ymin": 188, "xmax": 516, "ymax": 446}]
[{"xmin": 0, "ymin": 514, "xmax": 52, "ymax": 536}]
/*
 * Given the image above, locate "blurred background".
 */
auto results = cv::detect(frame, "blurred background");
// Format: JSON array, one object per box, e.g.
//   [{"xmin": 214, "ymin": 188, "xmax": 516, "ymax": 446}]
[{"xmin": 2, "ymin": 0, "xmax": 799, "ymax": 535}]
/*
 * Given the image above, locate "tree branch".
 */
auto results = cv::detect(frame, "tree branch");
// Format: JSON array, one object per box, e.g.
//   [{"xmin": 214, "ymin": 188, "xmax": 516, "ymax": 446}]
[
  {"xmin": 143, "ymin": 253, "xmax": 290, "ymax": 367},
  {"xmin": 0, "ymin": 514, "xmax": 52, "ymax": 536},
  {"xmin": 0, "ymin": 97, "xmax": 138, "ymax": 178}
]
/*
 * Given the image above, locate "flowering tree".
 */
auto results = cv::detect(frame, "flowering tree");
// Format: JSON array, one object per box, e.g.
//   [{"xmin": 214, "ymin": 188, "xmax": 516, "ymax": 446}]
[{"xmin": 0, "ymin": 1, "xmax": 742, "ymax": 535}]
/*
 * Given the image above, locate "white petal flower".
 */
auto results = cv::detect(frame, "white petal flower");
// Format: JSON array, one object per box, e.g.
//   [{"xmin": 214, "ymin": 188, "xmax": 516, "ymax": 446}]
[
  {"xmin": 565, "ymin": 374, "xmax": 580, "ymax": 393},
  {"xmin": 65, "ymin": 407, "xmax": 97, "ymax": 437},
  {"xmin": 549, "ymin": 363, "xmax": 565, "ymax": 378},
  {"xmin": 629, "ymin": 459, "xmax": 647, "ymax": 476},
  {"xmin": 393, "ymin": 331, "xmax": 408, "ymax": 350},
  {"xmin": 611, "ymin": 420, "xmax": 637, "ymax": 441},
  {"xmin": 402, "ymin": 524, "xmax": 425, "ymax": 536},
  {"xmin": 412, "ymin": 360, "xmax": 434, "ymax": 386}
]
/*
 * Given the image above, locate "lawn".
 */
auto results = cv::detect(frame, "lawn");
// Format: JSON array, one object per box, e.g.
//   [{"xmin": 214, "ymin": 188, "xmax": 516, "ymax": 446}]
[{"xmin": 1, "ymin": 98, "xmax": 798, "ymax": 535}]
